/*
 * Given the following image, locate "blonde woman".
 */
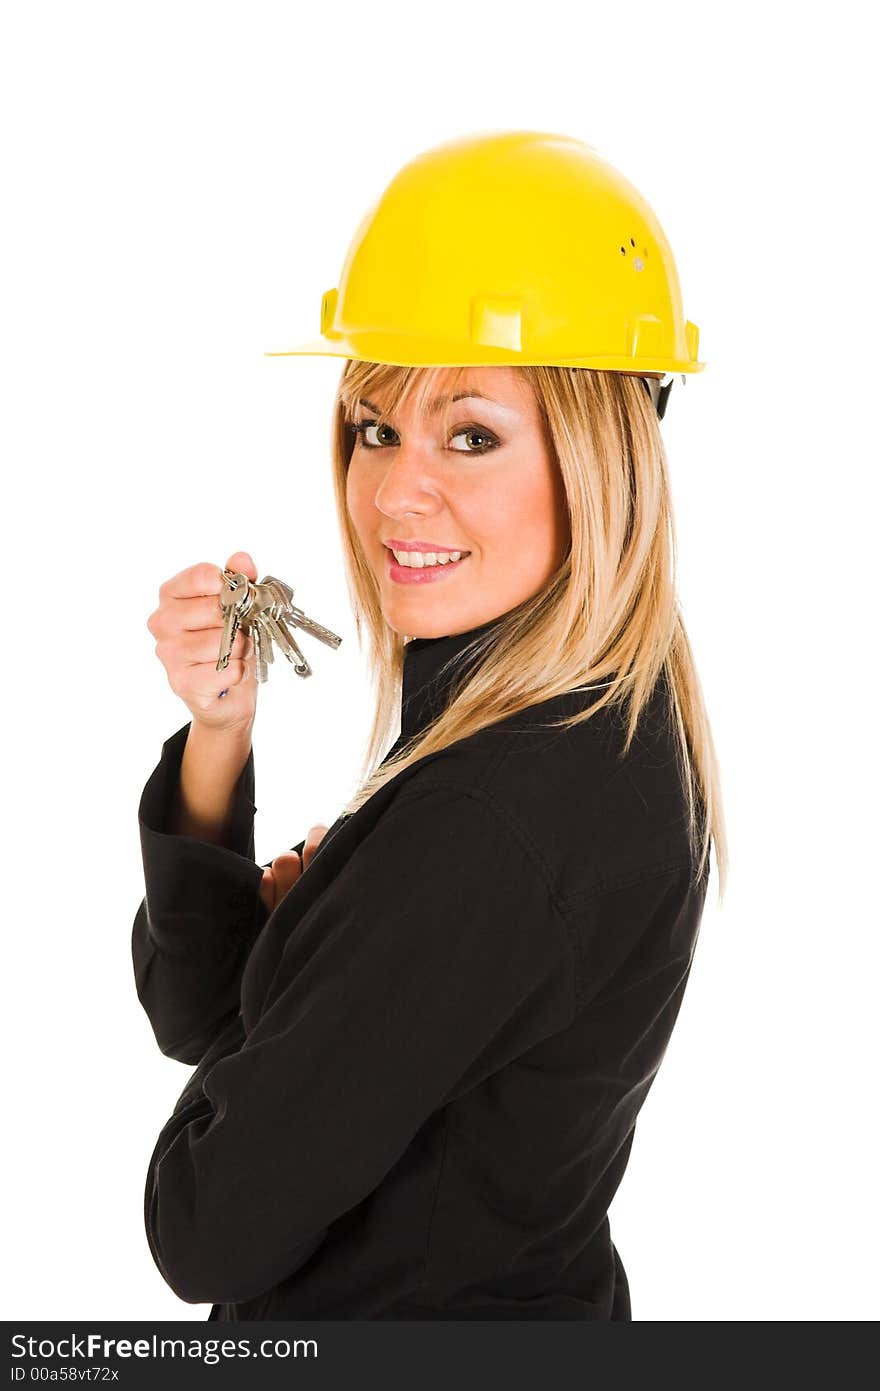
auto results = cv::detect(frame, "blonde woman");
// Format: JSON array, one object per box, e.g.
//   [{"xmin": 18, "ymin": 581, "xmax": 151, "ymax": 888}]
[{"xmin": 134, "ymin": 131, "xmax": 726, "ymax": 1321}]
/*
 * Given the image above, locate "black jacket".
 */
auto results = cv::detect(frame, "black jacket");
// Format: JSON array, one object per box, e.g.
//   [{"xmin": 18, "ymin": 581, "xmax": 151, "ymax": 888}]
[{"xmin": 132, "ymin": 613, "xmax": 709, "ymax": 1320}]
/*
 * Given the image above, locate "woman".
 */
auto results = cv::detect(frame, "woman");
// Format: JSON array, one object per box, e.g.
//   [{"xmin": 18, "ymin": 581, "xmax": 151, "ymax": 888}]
[{"xmin": 133, "ymin": 130, "xmax": 727, "ymax": 1320}]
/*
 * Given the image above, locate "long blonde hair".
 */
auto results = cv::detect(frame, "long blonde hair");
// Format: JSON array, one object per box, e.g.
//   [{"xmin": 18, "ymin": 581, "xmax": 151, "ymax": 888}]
[{"xmin": 328, "ymin": 359, "xmax": 728, "ymax": 903}]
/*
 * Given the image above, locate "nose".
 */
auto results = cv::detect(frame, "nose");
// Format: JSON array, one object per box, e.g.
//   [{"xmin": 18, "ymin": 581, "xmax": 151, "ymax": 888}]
[{"xmin": 372, "ymin": 437, "xmax": 442, "ymax": 518}]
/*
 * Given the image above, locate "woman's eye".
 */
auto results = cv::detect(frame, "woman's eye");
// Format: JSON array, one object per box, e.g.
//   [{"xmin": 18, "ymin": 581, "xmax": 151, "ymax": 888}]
[
  {"xmin": 355, "ymin": 421, "xmax": 398, "ymax": 448},
  {"xmin": 352, "ymin": 421, "xmax": 499, "ymax": 454},
  {"xmin": 449, "ymin": 427, "xmax": 499, "ymax": 453}
]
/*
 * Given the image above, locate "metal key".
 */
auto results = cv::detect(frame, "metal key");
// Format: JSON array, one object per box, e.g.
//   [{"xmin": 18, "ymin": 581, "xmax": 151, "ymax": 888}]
[
  {"xmin": 257, "ymin": 604, "xmax": 312, "ymax": 677},
  {"xmin": 251, "ymin": 614, "xmax": 268, "ymax": 683},
  {"xmin": 219, "ymin": 575, "xmax": 283, "ymax": 679},
  {"xmin": 257, "ymin": 577, "xmax": 338, "ymax": 676},
  {"xmin": 256, "ymin": 610, "xmax": 275, "ymax": 667},
  {"xmin": 252, "ymin": 607, "xmax": 279, "ymax": 682},
  {"xmin": 216, "ymin": 571, "xmax": 254, "ymax": 671},
  {"xmin": 262, "ymin": 575, "xmax": 343, "ymax": 651}
]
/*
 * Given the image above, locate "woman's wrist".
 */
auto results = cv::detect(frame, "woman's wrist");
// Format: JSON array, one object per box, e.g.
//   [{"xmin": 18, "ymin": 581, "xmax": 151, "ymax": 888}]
[{"xmin": 172, "ymin": 717, "xmax": 256, "ymax": 844}]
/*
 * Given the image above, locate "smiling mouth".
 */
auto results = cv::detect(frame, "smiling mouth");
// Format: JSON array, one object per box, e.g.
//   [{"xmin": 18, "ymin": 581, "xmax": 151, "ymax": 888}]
[
  {"xmin": 384, "ymin": 544, "xmax": 472, "ymax": 565},
  {"xmin": 385, "ymin": 548, "xmax": 471, "ymax": 582}
]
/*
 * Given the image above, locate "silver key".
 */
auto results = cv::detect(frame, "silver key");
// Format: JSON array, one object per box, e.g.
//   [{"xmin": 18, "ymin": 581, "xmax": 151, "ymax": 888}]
[
  {"xmin": 256, "ymin": 612, "xmax": 275, "ymax": 664},
  {"xmin": 262, "ymin": 576, "xmax": 343, "ymax": 651},
  {"xmin": 258, "ymin": 607, "xmax": 312, "ymax": 677},
  {"xmin": 251, "ymin": 616, "xmax": 268, "ymax": 684},
  {"xmin": 286, "ymin": 604, "xmax": 343, "ymax": 650},
  {"xmin": 255, "ymin": 578, "xmax": 313, "ymax": 676},
  {"xmin": 248, "ymin": 584, "xmax": 298, "ymax": 683},
  {"xmin": 249, "ymin": 585, "xmax": 281, "ymax": 686},
  {"xmin": 216, "ymin": 571, "xmax": 253, "ymax": 671}
]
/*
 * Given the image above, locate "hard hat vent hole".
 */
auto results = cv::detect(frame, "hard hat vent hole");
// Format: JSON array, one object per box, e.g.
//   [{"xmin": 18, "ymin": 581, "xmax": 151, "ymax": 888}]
[{"xmin": 621, "ymin": 238, "xmax": 648, "ymax": 271}]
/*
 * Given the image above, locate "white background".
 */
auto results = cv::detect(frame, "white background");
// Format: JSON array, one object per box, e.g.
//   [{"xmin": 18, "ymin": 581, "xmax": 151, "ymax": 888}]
[{"xmin": 2, "ymin": 0, "xmax": 876, "ymax": 1323}]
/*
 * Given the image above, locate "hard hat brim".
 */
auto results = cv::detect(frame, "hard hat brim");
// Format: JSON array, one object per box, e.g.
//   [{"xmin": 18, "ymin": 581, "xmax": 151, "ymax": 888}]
[{"xmin": 264, "ymin": 334, "xmax": 706, "ymax": 374}]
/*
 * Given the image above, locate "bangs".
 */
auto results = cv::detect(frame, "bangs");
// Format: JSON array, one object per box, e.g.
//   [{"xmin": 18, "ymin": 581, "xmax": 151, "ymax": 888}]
[{"xmin": 338, "ymin": 360, "xmax": 478, "ymax": 436}]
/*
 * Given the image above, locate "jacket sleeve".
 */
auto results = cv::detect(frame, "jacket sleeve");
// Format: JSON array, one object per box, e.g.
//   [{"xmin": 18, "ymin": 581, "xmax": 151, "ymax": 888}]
[
  {"xmin": 144, "ymin": 778, "xmax": 576, "ymax": 1306},
  {"xmin": 131, "ymin": 721, "xmax": 306, "ymax": 1065}
]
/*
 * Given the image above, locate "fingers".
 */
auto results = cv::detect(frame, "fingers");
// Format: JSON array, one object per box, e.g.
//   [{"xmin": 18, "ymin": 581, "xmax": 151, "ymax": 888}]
[
  {"xmin": 260, "ymin": 822, "xmax": 332, "ymax": 915},
  {"xmin": 259, "ymin": 820, "xmax": 332, "ymax": 917},
  {"xmin": 155, "ymin": 627, "xmax": 253, "ymax": 666},
  {"xmin": 149, "ymin": 556, "xmax": 258, "ymax": 641},
  {"xmin": 154, "ymin": 555, "xmax": 257, "ymax": 609},
  {"xmin": 224, "ymin": 551, "xmax": 257, "ymax": 582},
  {"xmin": 171, "ymin": 654, "xmax": 255, "ymax": 705},
  {"xmin": 158, "ymin": 561, "xmax": 227, "ymax": 603},
  {"xmin": 148, "ymin": 593, "xmax": 237, "ymax": 638},
  {"xmin": 154, "ymin": 627, "xmax": 256, "ymax": 707},
  {"xmin": 258, "ymin": 867, "xmax": 276, "ymax": 915},
  {"xmin": 302, "ymin": 823, "xmax": 329, "ymax": 870},
  {"xmin": 265, "ymin": 852, "xmax": 303, "ymax": 907}
]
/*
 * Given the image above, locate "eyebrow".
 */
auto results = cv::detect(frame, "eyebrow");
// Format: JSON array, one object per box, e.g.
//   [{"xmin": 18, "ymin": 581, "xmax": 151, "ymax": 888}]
[{"xmin": 356, "ymin": 390, "xmax": 505, "ymax": 416}]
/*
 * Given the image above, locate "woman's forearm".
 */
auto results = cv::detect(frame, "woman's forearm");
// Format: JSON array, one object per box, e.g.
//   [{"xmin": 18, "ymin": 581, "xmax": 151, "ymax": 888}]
[{"xmin": 171, "ymin": 718, "xmax": 255, "ymax": 845}]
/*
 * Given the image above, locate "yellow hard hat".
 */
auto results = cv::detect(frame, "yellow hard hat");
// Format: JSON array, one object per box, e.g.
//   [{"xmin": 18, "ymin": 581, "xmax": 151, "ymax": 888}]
[{"xmin": 266, "ymin": 129, "xmax": 705, "ymax": 416}]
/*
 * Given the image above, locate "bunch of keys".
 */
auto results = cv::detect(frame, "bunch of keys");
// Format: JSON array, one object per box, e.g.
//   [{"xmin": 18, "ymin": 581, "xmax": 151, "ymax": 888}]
[{"xmin": 216, "ymin": 569, "xmax": 342, "ymax": 692}]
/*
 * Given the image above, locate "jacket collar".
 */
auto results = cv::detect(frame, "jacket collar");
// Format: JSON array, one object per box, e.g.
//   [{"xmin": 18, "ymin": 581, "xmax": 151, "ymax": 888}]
[{"xmin": 400, "ymin": 612, "xmax": 510, "ymax": 741}]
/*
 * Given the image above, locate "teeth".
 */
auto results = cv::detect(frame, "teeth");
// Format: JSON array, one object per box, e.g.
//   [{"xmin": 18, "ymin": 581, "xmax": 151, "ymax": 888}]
[{"xmin": 391, "ymin": 548, "xmax": 464, "ymax": 567}]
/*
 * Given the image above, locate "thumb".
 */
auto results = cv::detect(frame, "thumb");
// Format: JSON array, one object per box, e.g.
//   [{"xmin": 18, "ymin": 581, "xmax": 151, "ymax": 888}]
[{"xmin": 225, "ymin": 550, "xmax": 258, "ymax": 582}]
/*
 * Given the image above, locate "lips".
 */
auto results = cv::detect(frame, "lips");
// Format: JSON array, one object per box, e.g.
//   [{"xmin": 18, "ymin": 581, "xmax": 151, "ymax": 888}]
[
  {"xmin": 384, "ymin": 540, "xmax": 472, "ymax": 555},
  {"xmin": 386, "ymin": 548, "xmax": 470, "ymax": 584}
]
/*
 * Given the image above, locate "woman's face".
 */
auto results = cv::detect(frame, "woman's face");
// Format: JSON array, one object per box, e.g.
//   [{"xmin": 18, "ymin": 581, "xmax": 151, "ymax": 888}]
[{"xmin": 345, "ymin": 366, "xmax": 571, "ymax": 640}]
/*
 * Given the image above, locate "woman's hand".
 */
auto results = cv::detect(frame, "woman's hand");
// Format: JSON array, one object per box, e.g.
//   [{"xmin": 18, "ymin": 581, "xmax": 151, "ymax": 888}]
[
  {"xmin": 259, "ymin": 823, "xmax": 330, "ymax": 914},
  {"xmin": 147, "ymin": 551, "xmax": 260, "ymax": 734}
]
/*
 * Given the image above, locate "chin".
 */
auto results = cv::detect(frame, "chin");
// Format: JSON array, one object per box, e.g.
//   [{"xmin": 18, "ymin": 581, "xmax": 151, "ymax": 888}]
[
  {"xmin": 390, "ymin": 620, "xmax": 446, "ymax": 641},
  {"xmin": 382, "ymin": 608, "xmax": 454, "ymax": 642}
]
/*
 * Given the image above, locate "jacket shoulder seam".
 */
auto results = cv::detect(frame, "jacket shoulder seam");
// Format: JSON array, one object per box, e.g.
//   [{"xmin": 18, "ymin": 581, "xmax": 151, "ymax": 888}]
[
  {"xmin": 395, "ymin": 775, "xmax": 694, "ymax": 912},
  {"xmin": 563, "ymin": 854, "xmax": 696, "ymax": 907},
  {"xmin": 393, "ymin": 774, "xmax": 567, "ymax": 917}
]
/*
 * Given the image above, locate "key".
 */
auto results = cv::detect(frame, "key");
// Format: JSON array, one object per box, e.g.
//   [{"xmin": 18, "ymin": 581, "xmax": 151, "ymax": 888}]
[
  {"xmin": 249, "ymin": 589, "xmax": 278, "ymax": 683},
  {"xmin": 216, "ymin": 571, "xmax": 252, "ymax": 672},
  {"xmin": 247, "ymin": 582, "xmax": 300, "ymax": 682},
  {"xmin": 258, "ymin": 607, "xmax": 312, "ymax": 677},
  {"xmin": 259, "ymin": 580, "xmax": 318, "ymax": 676},
  {"xmin": 251, "ymin": 581, "xmax": 282, "ymax": 643},
  {"xmin": 256, "ymin": 612, "xmax": 275, "ymax": 665},
  {"xmin": 254, "ymin": 578, "xmax": 313, "ymax": 676},
  {"xmin": 249, "ymin": 584, "xmax": 282, "ymax": 686},
  {"xmin": 262, "ymin": 576, "xmax": 343, "ymax": 650},
  {"xmin": 251, "ymin": 615, "xmax": 268, "ymax": 684},
  {"xmin": 225, "ymin": 569, "xmax": 259, "ymax": 621},
  {"xmin": 259, "ymin": 577, "xmax": 295, "ymax": 628},
  {"xmin": 286, "ymin": 604, "xmax": 343, "ymax": 650}
]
